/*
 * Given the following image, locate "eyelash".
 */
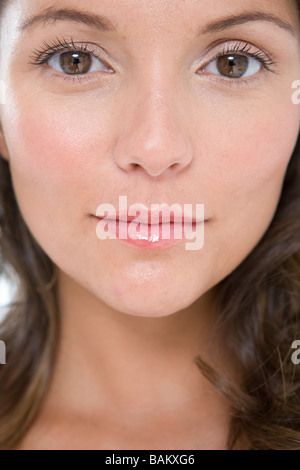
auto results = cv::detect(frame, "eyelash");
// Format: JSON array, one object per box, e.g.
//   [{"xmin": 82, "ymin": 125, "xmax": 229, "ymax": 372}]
[
  {"xmin": 28, "ymin": 37, "xmax": 112, "ymax": 84},
  {"xmin": 28, "ymin": 36, "xmax": 278, "ymax": 86},
  {"xmin": 199, "ymin": 41, "xmax": 277, "ymax": 87},
  {"xmin": 208, "ymin": 41, "xmax": 277, "ymax": 73}
]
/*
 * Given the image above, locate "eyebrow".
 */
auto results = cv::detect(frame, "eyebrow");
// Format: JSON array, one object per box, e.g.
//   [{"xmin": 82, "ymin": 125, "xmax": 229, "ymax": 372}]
[
  {"xmin": 201, "ymin": 11, "xmax": 296, "ymax": 37},
  {"xmin": 19, "ymin": 6, "xmax": 296, "ymax": 38},
  {"xmin": 19, "ymin": 6, "xmax": 116, "ymax": 32}
]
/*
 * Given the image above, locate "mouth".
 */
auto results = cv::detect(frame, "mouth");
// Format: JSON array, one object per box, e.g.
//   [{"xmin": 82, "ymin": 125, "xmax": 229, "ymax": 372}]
[
  {"xmin": 93, "ymin": 214, "xmax": 205, "ymax": 250},
  {"xmin": 92, "ymin": 200, "xmax": 206, "ymax": 250}
]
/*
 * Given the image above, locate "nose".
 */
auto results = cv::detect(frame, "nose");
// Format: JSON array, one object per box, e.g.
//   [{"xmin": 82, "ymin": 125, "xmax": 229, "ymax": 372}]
[{"xmin": 113, "ymin": 81, "xmax": 194, "ymax": 178}]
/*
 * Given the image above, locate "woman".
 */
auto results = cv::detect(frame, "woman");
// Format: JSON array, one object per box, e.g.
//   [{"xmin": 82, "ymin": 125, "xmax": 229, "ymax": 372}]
[{"xmin": 0, "ymin": 0, "xmax": 299, "ymax": 450}]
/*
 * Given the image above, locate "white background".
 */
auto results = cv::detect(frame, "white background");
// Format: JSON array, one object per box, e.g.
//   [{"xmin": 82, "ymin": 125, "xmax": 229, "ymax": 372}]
[
  {"xmin": 0, "ymin": 276, "xmax": 13, "ymax": 305},
  {"xmin": 0, "ymin": 276, "xmax": 14, "ymax": 321}
]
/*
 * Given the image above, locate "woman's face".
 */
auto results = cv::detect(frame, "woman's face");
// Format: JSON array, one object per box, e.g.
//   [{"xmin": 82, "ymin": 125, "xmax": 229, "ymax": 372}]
[{"xmin": 0, "ymin": 0, "xmax": 299, "ymax": 317}]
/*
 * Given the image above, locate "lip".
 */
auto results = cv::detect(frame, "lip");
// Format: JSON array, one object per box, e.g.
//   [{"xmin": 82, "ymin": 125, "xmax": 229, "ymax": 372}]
[
  {"xmin": 115, "ymin": 210, "xmax": 203, "ymax": 225},
  {"xmin": 93, "ymin": 209, "xmax": 205, "ymax": 250},
  {"xmin": 103, "ymin": 206, "xmax": 204, "ymax": 225}
]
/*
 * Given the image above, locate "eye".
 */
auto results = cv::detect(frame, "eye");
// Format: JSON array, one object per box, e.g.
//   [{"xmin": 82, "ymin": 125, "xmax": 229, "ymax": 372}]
[
  {"xmin": 48, "ymin": 50, "xmax": 112, "ymax": 75},
  {"xmin": 203, "ymin": 53, "xmax": 262, "ymax": 79}
]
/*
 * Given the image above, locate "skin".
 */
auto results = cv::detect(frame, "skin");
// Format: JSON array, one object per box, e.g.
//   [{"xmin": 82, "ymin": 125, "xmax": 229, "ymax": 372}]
[{"xmin": 0, "ymin": 0, "xmax": 300, "ymax": 450}]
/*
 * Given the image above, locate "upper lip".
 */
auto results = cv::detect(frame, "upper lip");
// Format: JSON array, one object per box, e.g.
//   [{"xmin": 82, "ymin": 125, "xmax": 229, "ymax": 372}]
[{"xmin": 96, "ymin": 205, "xmax": 204, "ymax": 225}]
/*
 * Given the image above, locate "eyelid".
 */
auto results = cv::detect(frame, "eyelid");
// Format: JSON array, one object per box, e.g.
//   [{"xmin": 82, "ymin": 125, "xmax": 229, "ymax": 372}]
[
  {"xmin": 28, "ymin": 37, "xmax": 115, "ymax": 70},
  {"xmin": 28, "ymin": 38, "xmax": 118, "ymax": 86},
  {"xmin": 197, "ymin": 39, "xmax": 277, "ymax": 72},
  {"xmin": 29, "ymin": 36, "xmax": 278, "ymax": 87}
]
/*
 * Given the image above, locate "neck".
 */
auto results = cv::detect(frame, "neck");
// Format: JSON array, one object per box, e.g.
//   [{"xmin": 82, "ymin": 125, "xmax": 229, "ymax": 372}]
[{"xmin": 42, "ymin": 269, "xmax": 230, "ymax": 448}]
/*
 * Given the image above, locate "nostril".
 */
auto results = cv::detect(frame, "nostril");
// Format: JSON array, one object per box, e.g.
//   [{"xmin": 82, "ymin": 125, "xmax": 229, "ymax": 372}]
[{"xmin": 132, "ymin": 163, "xmax": 140, "ymax": 169}]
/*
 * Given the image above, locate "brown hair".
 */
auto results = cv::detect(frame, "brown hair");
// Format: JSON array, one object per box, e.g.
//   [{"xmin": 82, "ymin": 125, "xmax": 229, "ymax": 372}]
[{"xmin": 0, "ymin": 0, "xmax": 300, "ymax": 450}]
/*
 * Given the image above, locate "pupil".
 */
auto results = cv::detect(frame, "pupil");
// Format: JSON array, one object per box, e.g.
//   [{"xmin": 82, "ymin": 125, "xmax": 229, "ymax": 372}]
[{"xmin": 228, "ymin": 56, "xmax": 235, "ymax": 67}]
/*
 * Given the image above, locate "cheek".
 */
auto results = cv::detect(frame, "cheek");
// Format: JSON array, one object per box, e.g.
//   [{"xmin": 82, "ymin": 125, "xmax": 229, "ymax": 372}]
[
  {"xmin": 2, "ymin": 94, "xmax": 120, "ymax": 234},
  {"xmin": 240, "ymin": 116, "xmax": 297, "ymax": 186},
  {"xmin": 1, "ymin": 93, "xmax": 121, "ymax": 267},
  {"xmin": 208, "ymin": 97, "xmax": 300, "ymax": 203},
  {"xmin": 190, "ymin": 95, "xmax": 300, "ymax": 282},
  {"xmin": 7, "ymin": 99, "xmax": 113, "ymax": 186}
]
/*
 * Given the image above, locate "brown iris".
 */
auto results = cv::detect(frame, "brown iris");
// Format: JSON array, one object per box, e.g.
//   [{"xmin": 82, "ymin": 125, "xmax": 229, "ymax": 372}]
[
  {"xmin": 217, "ymin": 54, "xmax": 248, "ymax": 78},
  {"xmin": 59, "ymin": 51, "xmax": 92, "ymax": 75}
]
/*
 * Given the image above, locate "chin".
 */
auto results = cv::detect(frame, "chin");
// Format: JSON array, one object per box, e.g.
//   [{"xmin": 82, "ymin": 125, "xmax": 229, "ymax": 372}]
[{"xmin": 100, "ymin": 284, "xmax": 201, "ymax": 319}]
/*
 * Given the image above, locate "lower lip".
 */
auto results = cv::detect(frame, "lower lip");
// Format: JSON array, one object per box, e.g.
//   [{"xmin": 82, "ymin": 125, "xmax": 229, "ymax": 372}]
[{"xmin": 95, "ymin": 218, "xmax": 199, "ymax": 250}]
